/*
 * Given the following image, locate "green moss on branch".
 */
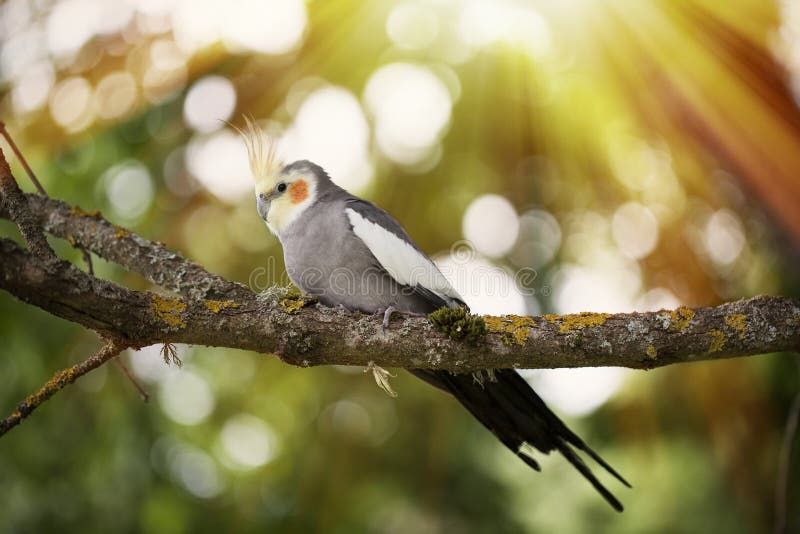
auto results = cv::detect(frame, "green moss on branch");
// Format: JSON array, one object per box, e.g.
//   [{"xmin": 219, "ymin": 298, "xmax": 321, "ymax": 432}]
[{"xmin": 429, "ymin": 307, "xmax": 486, "ymax": 345}]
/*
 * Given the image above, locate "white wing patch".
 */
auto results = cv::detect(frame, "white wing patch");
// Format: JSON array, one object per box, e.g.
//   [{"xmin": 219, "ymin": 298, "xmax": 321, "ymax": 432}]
[{"xmin": 345, "ymin": 208, "xmax": 463, "ymax": 304}]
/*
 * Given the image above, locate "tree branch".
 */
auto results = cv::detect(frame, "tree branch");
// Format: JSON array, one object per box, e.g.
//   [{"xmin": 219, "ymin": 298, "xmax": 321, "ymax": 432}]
[
  {"xmin": 0, "ymin": 148, "xmax": 56, "ymax": 262},
  {"xmin": 0, "ymin": 193, "xmax": 251, "ymax": 301},
  {"xmin": 1, "ymin": 236, "xmax": 798, "ymax": 372},
  {"xmin": 1, "ymin": 134, "xmax": 800, "ymax": 438},
  {"xmin": 0, "ymin": 340, "xmax": 126, "ymax": 437}
]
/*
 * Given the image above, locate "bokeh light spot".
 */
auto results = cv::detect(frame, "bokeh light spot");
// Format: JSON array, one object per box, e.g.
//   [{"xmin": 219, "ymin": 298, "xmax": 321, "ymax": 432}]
[
  {"xmin": 159, "ymin": 370, "xmax": 215, "ymax": 426},
  {"xmin": 705, "ymin": 209, "xmax": 745, "ymax": 266},
  {"xmin": 1, "ymin": 27, "xmax": 47, "ymax": 83},
  {"xmin": 46, "ymin": 0, "xmax": 97, "ymax": 56},
  {"xmin": 637, "ymin": 287, "xmax": 681, "ymax": 311},
  {"xmin": 462, "ymin": 194, "xmax": 520, "ymax": 258},
  {"xmin": 521, "ymin": 367, "xmax": 628, "ymax": 416},
  {"xmin": 171, "ymin": 445, "xmax": 225, "ymax": 499},
  {"xmin": 142, "ymin": 38, "xmax": 188, "ymax": 103},
  {"xmin": 183, "ymin": 75, "xmax": 237, "ymax": 133},
  {"xmin": 458, "ymin": 0, "xmax": 551, "ymax": 58},
  {"xmin": 49, "ymin": 76, "xmax": 94, "ymax": 131},
  {"xmin": 435, "ymin": 254, "xmax": 532, "ymax": 315},
  {"xmin": 130, "ymin": 344, "xmax": 190, "ymax": 383},
  {"xmin": 187, "ymin": 129, "xmax": 252, "ymax": 203},
  {"xmin": 220, "ymin": 414, "xmax": 277, "ymax": 470},
  {"xmin": 386, "ymin": 3, "xmax": 440, "ymax": 50},
  {"xmin": 611, "ymin": 202, "xmax": 659, "ymax": 259},
  {"xmin": 280, "ymin": 86, "xmax": 373, "ymax": 192},
  {"xmin": 94, "ymin": 71, "xmax": 138, "ymax": 120},
  {"xmin": 553, "ymin": 257, "xmax": 642, "ymax": 314},
  {"xmin": 169, "ymin": 0, "xmax": 306, "ymax": 55},
  {"xmin": 319, "ymin": 399, "xmax": 373, "ymax": 441},
  {"xmin": 509, "ymin": 209, "xmax": 562, "ymax": 269},
  {"xmin": 364, "ymin": 63, "xmax": 453, "ymax": 165},
  {"xmin": 11, "ymin": 60, "xmax": 55, "ymax": 115},
  {"xmin": 222, "ymin": 0, "xmax": 307, "ymax": 54},
  {"xmin": 101, "ymin": 160, "xmax": 154, "ymax": 223}
]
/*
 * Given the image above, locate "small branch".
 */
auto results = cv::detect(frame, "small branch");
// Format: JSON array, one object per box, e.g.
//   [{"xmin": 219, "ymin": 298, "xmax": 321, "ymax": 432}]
[
  {"xmin": 78, "ymin": 245, "xmax": 94, "ymax": 275},
  {"xmin": 114, "ymin": 356, "xmax": 149, "ymax": 402},
  {"xmin": 0, "ymin": 147, "xmax": 56, "ymax": 262},
  {"xmin": 0, "ymin": 340, "xmax": 126, "ymax": 437},
  {"xmin": 0, "ymin": 129, "xmax": 97, "ymax": 273},
  {"xmin": 0, "ymin": 122, "xmax": 47, "ymax": 195}
]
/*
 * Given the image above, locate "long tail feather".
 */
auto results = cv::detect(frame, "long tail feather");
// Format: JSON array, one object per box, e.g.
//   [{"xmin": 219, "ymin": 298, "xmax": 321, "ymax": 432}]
[{"xmin": 410, "ymin": 368, "xmax": 629, "ymax": 511}]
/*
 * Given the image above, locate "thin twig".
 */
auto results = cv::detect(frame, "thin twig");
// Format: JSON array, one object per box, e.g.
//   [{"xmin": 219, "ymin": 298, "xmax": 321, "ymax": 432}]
[
  {"xmin": 0, "ymin": 121, "xmax": 46, "ymax": 195},
  {"xmin": 114, "ymin": 356, "xmax": 150, "ymax": 402},
  {"xmin": 775, "ymin": 353, "xmax": 800, "ymax": 534},
  {"xmin": 114, "ymin": 356, "xmax": 149, "ymax": 402},
  {"xmin": 80, "ymin": 247, "xmax": 94, "ymax": 275},
  {"xmin": 0, "ymin": 126, "xmax": 94, "ymax": 271},
  {"xmin": 0, "ymin": 340, "xmax": 127, "ymax": 437}
]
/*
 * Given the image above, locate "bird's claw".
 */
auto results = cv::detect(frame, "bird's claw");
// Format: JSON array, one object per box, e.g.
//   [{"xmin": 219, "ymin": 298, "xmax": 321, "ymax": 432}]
[{"xmin": 380, "ymin": 306, "xmax": 396, "ymax": 334}]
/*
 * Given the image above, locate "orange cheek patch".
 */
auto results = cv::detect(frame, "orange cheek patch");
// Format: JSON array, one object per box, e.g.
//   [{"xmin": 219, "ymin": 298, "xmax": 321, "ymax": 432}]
[{"xmin": 289, "ymin": 179, "xmax": 309, "ymax": 204}]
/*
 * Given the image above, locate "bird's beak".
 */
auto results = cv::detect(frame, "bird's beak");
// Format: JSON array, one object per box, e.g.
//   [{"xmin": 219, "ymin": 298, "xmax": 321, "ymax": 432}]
[{"xmin": 257, "ymin": 192, "xmax": 274, "ymax": 221}]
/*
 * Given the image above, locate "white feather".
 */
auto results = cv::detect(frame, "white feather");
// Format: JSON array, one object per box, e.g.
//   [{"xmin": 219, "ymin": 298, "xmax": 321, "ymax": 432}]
[{"xmin": 345, "ymin": 208, "xmax": 463, "ymax": 303}]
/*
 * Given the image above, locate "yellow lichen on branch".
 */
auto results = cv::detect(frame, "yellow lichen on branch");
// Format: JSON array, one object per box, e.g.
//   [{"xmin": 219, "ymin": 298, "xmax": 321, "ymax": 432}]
[
  {"xmin": 484, "ymin": 315, "xmax": 535, "ymax": 345},
  {"xmin": 660, "ymin": 306, "xmax": 696, "ymax": 331},
  {"xmin": 204, "ymin": 300, "xmax": 240, "ymax": 313},
  {"xmin": 279, "ymin": 286, "xmax": 317, "ymax": 314},
  {"xmin": 70, "ymin": 206, "xmax": 102, "ymax": 218},
  {"xmin": 280, "ymin": 297, "xmax": 315, "ymax": 314},
  {"xmin": 543, "ymin": 312, "xmax": 612, "ymax": 334},
  {"xmin": 724, "ymin": 313, "xmax": 747, "ymax": 340},
  {"xmin": 709, "ymin": 329, "xmax": 726, "ymax": 353},
  {"xmin": 150, "ymin": 294, "xmax": 186, "ymax": 328}
]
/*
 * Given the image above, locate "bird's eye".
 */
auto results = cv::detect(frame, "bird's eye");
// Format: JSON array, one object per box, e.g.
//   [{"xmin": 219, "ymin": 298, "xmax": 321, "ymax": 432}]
[{"xmin": 276, "ymin": 182, "xmax": 287, "ymax": 193}]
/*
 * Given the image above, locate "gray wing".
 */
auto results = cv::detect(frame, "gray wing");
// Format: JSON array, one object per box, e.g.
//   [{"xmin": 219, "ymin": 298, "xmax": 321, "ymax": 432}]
[{"xmin": 344, "ymin": 198, "xmax": 466, "ymax": 311}]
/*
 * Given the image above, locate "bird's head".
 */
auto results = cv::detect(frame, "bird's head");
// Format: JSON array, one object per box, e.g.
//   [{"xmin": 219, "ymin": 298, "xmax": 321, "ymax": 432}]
[{"xmin": 238, "ymin": 118, "xmax": 325, "ymax": 236}]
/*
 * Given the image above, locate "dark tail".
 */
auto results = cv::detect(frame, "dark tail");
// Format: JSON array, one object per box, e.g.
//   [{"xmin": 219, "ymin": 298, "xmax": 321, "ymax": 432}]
[{"xmin": 410, "ymin": 368, "xmax": 630, "ymax": 512}]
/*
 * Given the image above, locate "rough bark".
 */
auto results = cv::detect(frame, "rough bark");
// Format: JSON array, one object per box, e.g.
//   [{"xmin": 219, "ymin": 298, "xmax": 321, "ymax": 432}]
[
  {"xmin": 0, "ymin": 149, "xmax": 56, "ymax": 262},
  {"xmin": 2, "ymin": 144, "xmax": 800, "ymax": 438},
  {"xmin": 0, "ymin": 192, "xmax": 251, "ymax": 301},
  {"xmin": 1, "ymin": 236, "xmax": 798, "ymax": 372}
]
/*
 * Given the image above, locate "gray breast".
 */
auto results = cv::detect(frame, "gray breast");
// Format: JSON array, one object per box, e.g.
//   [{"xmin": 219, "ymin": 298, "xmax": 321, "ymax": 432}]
[{"xmin": 279, "ymin": 198, "xmax": 438, "ymax": 314}]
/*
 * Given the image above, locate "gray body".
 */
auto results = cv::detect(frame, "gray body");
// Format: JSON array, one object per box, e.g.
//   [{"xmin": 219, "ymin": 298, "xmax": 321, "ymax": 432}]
[
  {"xmin": 259, "ymin": 160, "xmax": 629, "ymax": 511},
  {"xmin": 276, "ymin": 163, "xmax": 458, "ymax": 314}
]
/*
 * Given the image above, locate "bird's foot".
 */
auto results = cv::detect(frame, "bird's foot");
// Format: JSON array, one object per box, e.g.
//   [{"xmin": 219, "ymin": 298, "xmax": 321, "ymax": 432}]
[
  {"xmin": 379, "ymin": 306, "xmax": 396, "ymax": 334},
  {"xmin": 365, "ymin": 361, "xmax": 397, "ymax": 397}
]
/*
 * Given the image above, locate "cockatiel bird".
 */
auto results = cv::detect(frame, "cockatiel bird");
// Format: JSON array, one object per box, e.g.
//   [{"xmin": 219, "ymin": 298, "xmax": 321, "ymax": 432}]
[{"xmin": 240, "ymin": 120, "xmax": 630, "ymax": 511}]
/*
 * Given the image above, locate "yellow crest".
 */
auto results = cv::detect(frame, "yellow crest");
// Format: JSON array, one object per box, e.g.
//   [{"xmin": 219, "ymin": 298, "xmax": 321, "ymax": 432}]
[{"xmin": 234, "ymin": 115, "xmax": 282, "ymax": 190}]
